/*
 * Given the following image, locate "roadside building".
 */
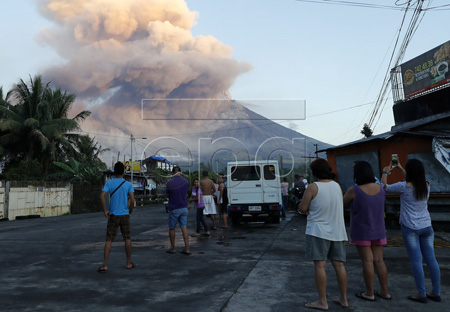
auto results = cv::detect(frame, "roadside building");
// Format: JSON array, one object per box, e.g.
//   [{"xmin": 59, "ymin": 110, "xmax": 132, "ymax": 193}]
[{"xmin": 321, "ymin": 40, "xmax": 450, "ymax": 227}]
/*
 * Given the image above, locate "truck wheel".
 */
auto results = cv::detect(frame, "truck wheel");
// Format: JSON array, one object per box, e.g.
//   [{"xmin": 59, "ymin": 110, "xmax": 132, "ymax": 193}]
[
  {"xmin": 230, "ymin": 212, "xmax": 242, "ymax": 226},
  {"xmin": 269, "ymin": 212, "xmax": 280, "ymax": 224}
]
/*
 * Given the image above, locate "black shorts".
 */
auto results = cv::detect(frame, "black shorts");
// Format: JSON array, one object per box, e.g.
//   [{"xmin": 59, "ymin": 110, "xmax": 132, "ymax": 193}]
[{"xmin": 219, "ymin": 202, "xmax": 228, "ymax": 215}]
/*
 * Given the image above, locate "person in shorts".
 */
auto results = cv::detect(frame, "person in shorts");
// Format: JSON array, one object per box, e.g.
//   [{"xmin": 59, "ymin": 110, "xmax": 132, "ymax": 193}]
[
  {"xmin": 200, "ymin": 170, "xmax": 217, "ymax": 230},
  {"xmin": 344, "ymin": 161, "xmax": 391, "ymax": 301},
  {"xmin": 165, "ymin": 165, "xmax": 191, "ymax": 255},
  {"xmin": 298, "ymin": 158, "xmax": 349, "ymax": 310},
  {"xmin": 217, "ymin": 175, "xmax": 228, "ymax": 228},
  {"xmin": 98, "ymin": 162, "xmax": 135, "ymax": 272}
]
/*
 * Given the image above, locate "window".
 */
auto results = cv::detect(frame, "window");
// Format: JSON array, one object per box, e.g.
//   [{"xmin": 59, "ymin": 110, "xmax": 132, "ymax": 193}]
[
  {"xmin": 231, "ymin": 166, "xmax": 261, "ymax": 181},
  {"xmin": 264, "ymin": 165, "xmax": 276, "ymax": 180}
]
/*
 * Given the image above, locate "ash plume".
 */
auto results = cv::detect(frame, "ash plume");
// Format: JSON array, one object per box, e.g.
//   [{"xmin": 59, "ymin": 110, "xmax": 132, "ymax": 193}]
[{"xmin": 36, "ymin": 0, "xmax": 251, "ymax": 144}]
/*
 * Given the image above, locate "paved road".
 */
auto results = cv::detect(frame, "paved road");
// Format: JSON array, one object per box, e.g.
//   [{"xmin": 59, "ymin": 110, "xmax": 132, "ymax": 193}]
[{"xmin": 0, "ymin": 206, "xmax": 448, "ymax": 312}]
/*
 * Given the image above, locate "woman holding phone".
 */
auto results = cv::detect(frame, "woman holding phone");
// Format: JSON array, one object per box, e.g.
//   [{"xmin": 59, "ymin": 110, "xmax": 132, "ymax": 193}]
[{"xmin": 381, "ymin": 158, "xmax": 441, "ymax": 304}]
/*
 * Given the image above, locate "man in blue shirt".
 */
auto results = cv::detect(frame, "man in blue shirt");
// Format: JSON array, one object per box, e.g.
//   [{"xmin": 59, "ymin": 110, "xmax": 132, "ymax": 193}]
[
  {"xmin": 98, "ymin": 162, "xmax": 135, "ymax": 272},
  {"xmin": 165, "ymin": 165, "xmax": 191, "ymax": 255}
]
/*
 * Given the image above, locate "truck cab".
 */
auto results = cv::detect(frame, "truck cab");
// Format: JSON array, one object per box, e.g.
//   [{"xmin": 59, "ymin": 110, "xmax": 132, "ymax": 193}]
[{"xmin": 227, "ymin": 160, "xmax": 282, "ymax": 224}]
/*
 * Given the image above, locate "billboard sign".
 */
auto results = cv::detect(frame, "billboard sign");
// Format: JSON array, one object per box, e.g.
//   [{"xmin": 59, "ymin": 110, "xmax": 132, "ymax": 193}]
[
  {"xmin": 400, "ymin": 40, "xmax": 450, "ymax": 98},
  {"xmin": 121, "ymin": 161, "xmax": 141, "ymax": 172}
]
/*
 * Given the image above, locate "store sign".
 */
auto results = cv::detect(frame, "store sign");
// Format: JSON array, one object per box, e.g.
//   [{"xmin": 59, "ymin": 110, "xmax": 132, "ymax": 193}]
[
  {"xmin": 121, "ymin": 161, "xmax": 141, "ymax": 172},
  {"xmin": 400, "ymin": 40, "xmax": 450, "ymax": 98}
]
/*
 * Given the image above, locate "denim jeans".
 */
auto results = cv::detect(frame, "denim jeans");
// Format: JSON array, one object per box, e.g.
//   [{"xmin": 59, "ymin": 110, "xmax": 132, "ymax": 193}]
[
  {"xmin": 196, "ymin": 208, "xmax": 209, "ymax": 233},
  {"xmin": 168, "ymin": 208, "xmax": 188, "ymax": 229},
  {"xmin": 401, "ymin": 225, "xmax": 441, "ymax": 296}
]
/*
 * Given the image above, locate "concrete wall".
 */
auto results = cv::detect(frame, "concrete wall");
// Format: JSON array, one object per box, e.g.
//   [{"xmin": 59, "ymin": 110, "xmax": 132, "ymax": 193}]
[{"xmin": 1, "ymin": 182, "xmax": 71, "ymax": 221}]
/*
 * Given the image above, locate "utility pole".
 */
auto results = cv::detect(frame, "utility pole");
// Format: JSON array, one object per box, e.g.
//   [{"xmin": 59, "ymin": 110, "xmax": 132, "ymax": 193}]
[
  {"xmin": 279, "ymin": 154, "xmax": 284, "ymax": 176},
  {"xmin": 130, "ymin": 134, "xmax": 147, "ymax": 187},
  {"xmin": 313, "ymin": 144, "xmax": 319, "ymax": 159}
]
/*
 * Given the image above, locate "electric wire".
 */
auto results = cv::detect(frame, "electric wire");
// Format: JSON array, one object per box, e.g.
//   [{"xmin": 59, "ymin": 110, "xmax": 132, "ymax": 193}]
[
  {"xmin": 368, "ymin": 0, "xmax": 426, "ymax": 130},
  {"xmin": 373, "ymin": 0, "xmax": 432, "ymax": 129},
  {"xmin": 296, "ymin": 0, "xmax": 417, "ymax": 10}
]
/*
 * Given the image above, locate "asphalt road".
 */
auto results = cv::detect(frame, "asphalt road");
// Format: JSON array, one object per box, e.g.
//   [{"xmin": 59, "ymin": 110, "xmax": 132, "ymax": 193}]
[{"xmin": 0, "ymin": 205, "xmax": 448, "ymax": 312}]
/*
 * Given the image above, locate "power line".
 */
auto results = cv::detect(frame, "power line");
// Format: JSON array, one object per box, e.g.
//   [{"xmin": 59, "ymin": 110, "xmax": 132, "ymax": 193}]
[
  {"xmin": 368, "ymin": 0, "xmax": 426, "ymax": 130},
  {"xmin": 295, "ymin": 0, "xmax": 418, "ymax": 11}
]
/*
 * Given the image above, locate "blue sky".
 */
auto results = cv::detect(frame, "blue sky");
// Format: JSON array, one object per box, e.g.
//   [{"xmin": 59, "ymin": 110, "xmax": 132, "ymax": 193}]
[{"xmin": 1, "ymin": 0, "xmax": 449, "ymax": 149}]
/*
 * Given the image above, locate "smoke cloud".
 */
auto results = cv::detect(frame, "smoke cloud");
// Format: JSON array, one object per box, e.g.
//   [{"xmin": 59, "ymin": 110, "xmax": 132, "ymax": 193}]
[{"xmin": 36, "ymin": 0, "xmax": 251, "ymax": 154}]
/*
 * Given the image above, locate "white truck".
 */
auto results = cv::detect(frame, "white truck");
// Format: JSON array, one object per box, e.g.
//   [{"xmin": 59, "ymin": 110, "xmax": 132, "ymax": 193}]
[{"xmin": 227, "ymin": 160, "xmax": 282, "ymax": 224}]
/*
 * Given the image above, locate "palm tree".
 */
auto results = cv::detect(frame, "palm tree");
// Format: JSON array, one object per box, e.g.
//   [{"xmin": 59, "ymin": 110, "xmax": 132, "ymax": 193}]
[{"xmin": 0, "ymin": 75, "xmax": 91, "ymax": 174}]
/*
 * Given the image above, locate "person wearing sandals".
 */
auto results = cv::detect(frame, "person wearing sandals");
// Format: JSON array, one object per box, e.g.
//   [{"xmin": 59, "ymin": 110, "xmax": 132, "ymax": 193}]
[
  {"xmin": 344, "ymin": 161, "xmax": 391, "ymax": 301},
  {"xmin": 298, "ymin": 158, "xmax": 349, "ymax": 310},
  {"xmin": 189, "ymin": 179, "xmax": 210, "ymax": 237},
  {"xmin": 381, "ymin": 158, "xmax": 441, "ymax": 303},
  {"xmin": 98, "ymin": 162, "xmax": 135, "ymax": 272},
  {"xmin": 165, "ymin": 165, "xmax": 191, "ymax": 255}
]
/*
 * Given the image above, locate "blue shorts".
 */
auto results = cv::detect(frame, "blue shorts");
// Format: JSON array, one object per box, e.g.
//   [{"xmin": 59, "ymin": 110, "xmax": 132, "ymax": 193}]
[{"xmin": 168, "ymin": 208, "xmax": 188, "ymax": 229}]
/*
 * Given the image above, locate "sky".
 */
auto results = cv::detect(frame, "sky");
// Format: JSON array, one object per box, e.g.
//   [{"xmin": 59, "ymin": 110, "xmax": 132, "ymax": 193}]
[{"xmin": 0, "ymin": 0, "xmax": 449, "ymax": 164}]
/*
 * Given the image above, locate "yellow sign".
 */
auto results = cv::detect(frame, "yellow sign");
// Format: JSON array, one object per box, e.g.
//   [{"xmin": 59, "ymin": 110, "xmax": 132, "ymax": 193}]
[{"xmin": 121, "ymin": 161, "xmax": 141, "ymax": 172}]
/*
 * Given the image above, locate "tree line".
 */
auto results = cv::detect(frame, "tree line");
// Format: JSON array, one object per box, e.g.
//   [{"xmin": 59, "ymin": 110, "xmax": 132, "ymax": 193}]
[{"xmin": 0, "ymin": 75, "xmax": 108, "ymax": 185}]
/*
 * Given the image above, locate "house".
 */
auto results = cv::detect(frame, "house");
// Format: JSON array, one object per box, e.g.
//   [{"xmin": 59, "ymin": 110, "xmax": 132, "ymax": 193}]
[{"xmin": 321, "ymin": 41, "xmax": 450, "ymax": 227}]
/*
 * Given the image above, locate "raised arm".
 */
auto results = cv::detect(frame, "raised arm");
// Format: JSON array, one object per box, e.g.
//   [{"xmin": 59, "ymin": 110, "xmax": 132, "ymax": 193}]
[
  {"xmin": 343, "ymin": 186, "xmax": 355, "ymax": 209},
  {"xmin": 298, "ymin": 183, "xmax": 317, "ymax": 214}
]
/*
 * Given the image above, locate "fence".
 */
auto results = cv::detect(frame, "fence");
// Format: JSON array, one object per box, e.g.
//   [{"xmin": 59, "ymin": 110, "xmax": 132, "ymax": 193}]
[
  {"xmin": 0, "ymin": 181, "xmax": 166, "ymax": 221},
  {"xmin": 0, "ymin": 181, "xmax": 71, "ymax": 220}
]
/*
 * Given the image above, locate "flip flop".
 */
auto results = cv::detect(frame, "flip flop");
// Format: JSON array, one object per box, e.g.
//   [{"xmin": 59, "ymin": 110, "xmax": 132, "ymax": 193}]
[
  {"xmin": 126, "ymin": 262, "xmax": 136, "ymax": 269},
  {"xmin": 165, "ymin": 249, "xmax": 176, "ymax": 254},
  {"xmin": 355, "ymin": 292, "xmax": 375, "ymax": 301},
  {"xmin": 374, "ymin": 291, "xmax": 391, "ymax": 300},
  {"xmin": 97, "ymin": 267, "xmax": 107, "ymax": 273},
  {"xmin": 180, "ymin": 250, "xmax": 192, "ymax": 256}
]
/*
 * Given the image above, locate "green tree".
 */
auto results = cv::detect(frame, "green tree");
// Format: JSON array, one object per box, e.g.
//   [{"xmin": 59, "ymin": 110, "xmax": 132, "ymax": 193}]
[
  {"xmin": 50, "ymin": 135, "xmax": 109, "ymax": 185},
  {"xmin": 361, "ymin": 123, "xmax": 373, "ymax": 138},
  {"xmin": 0, "ymin": 75, "xmax": 91, "ymax": 174},
  {"xmin": 52, "ymin": 157, "xmax": 103, "ymax": 185}
]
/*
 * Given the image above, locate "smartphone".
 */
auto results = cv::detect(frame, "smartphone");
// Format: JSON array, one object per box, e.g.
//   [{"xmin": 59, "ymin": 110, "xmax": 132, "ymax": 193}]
[{"xmin": 391, "ymin": 154, "xmax": 398, "ymax": 167}]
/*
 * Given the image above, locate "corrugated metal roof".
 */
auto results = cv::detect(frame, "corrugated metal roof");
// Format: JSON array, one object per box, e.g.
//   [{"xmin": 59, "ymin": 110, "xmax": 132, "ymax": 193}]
[{"xmin": 320, "ymin": 111, "xmax": 450, "ymax": 152}]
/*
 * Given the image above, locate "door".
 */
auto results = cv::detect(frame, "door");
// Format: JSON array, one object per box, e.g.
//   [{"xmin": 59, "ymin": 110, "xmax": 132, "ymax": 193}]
[
  {"xmin": 228, "ymin": 165, "xmax": 263, "ymax": 204},
  {"xmin": 262, "ymin": 164, "xmax": 281, "ymax": 203}
]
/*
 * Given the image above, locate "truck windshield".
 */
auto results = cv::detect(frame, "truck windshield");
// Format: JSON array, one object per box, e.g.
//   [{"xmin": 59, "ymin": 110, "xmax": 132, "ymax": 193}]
[{"xmin": 231, "ymin": 166, "xmax": 261, "ymax": 181}]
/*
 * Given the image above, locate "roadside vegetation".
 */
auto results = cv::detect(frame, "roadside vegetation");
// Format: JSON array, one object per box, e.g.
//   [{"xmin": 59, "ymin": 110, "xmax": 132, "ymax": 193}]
[{"xmin": 0, "ymin": 75, "xmax": 108, "ymax": 185}]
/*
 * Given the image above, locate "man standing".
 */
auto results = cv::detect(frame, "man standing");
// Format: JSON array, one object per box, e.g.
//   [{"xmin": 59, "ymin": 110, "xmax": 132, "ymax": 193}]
[
  {"xmin": 293, "ymin": 174, "xmax": 306, "ymax": 208},
  {"xmin": 98, "ymin": 162, "xmax": 135, "ymax": 273},
  {"xmin": 200, "ymin": 170, "xmax": 217, "ymax": 230},
  {"xmin": 298, "ymin": 159, "xmax": 348, "ymax": 310},
  {"xmin": 281, "ymin": 177, "xmax": 289, "ymax": 217},
  {"xmin": 165, "ymin": 165, "xmax": 191, "ymax": 255},
  {"xmin": 217, "ymin": 175, "xmax": 228, "ymax": 228}
]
